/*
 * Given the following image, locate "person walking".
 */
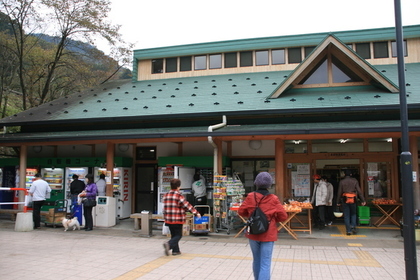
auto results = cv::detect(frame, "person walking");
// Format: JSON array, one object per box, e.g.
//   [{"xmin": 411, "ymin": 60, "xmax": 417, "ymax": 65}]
[
  {"xmin": 238, "ymin": 172, "xmax": 287, "ymax": 280},
  {"xmin": 336, "ymin": 170, "xmax": 366, "ymax": 235},
  {"xmin": 96, "ymin": 173, "xmax": 106, "ymax": 196},
  {"xmin": 311, "ymin": 174, "xmax": 328, "ymax": 229},
  {"xmin": 79, "ymin": 174, "xmax": 97, "ymax": 231},
  {"xmin": 28, "ymin": 173, "xmax": 51, "ymax": 229},
  {"xmin": 163, "ymin": 178, "xmax": 201, "ymax": 256}
]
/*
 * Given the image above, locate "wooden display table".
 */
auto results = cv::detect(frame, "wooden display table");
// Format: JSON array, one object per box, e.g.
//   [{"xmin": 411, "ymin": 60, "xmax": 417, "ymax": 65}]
[
  {"xmin": 277, "ymin": 210, "xmax": 300, "ymax": 240},
  {"xmin": 373, "ymin": 203, "xmax": 402, "ymax": 227},
  {"xmin": 289, "ymin": 205, "xmax": 313, "ymax": 234}
]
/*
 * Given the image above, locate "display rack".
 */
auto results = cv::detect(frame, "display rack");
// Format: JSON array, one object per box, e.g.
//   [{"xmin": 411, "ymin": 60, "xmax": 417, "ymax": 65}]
[{"xmin": 213, "ymin": 174, "xmax": 245, "ymax": 234}]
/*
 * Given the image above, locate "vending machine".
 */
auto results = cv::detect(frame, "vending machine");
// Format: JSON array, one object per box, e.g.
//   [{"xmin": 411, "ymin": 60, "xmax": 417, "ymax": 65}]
[
  {"xmin": 65, "ymin": 167, "xmax": 88, "ymax": 204},
  {"xmin": 157, "ymin": 166, "xmax": 195, "ymax": 215},
  {"xmin": 94, "ymin": 167, "xmax": 132, "ymax": 219},
  {"xmin": 41, "ymin": 168, "xmax": 64, "ymax": 202}
]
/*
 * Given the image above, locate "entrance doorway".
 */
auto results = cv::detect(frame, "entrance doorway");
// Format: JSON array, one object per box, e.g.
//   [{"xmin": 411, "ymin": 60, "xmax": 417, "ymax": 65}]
[{"xmin": 135, "ymin": 164, "xmax": 157, "ymax": 213}]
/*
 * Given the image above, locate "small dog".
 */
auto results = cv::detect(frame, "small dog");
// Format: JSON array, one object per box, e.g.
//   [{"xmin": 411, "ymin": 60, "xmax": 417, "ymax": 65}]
[{"xmin": 62, "ymin": 217, "xmax": 81, "ymax": 231}]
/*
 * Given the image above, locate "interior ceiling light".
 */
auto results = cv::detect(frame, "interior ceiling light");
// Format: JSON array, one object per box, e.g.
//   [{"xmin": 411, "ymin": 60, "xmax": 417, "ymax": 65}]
[
  {"xmin": 387, "ymin": 138, "xmax": 393, "ymax": 142},
  {"xmin": 293, "ymin": 140, "xmax": 301, "ymax": 145},
  {"xmin": 340, "ymin": 139, "xmax": 348, "ymax": 144}
]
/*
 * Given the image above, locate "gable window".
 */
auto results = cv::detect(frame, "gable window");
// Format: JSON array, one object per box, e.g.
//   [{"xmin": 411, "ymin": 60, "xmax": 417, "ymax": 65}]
[
  {"xmin": 180, "ymin": 56, "xmax": 192, "ymax": 71},
  {"xmin": 255, "ymin": 50, "xmax": 269, "ymax": 66},
  {"xmin": 356, "ymin": 43, "xmax": 371, "ymax": 59},
  {"xmin": 298, "ymin": 54, "xmax": 364, "ymax": 86},
  {"xmin": 272, "ymin": 49, "xmax": 285, "ymax": 64},
  {"xmin": 373, "ymin": 41, "xmax": 389, "ymax": 58},
  {"xmin": 288, "ymin": 48, "xmax": 302, "ymax": 64},
  {"xmin": 240, "ymin": 51, "xmax": 253, "ymax": 67},
  {"xmin": 391, "ymin": 40, "xmax": 407, "ymax": 57},
  {"xmin": 225, "ymin": 52, "xmax": 237, "ymax": 68},
  {"xmin": 195, "ymin": 55, "xmax": 207, "ymax": 70},
  {"xmin": 165, "ymin": 57, "xmax": 177, "ymax": 73},
  {"xmin": 152, "ymin": 59, "xmax": 163, "ymax": 74},
  {"xmin": 209, "ymin": 54, "xmax": 222, "ymax": 69}
]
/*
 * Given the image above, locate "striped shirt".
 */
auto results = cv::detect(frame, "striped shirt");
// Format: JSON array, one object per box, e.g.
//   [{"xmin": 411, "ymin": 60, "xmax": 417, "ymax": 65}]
[{"xmin": 163, "ymin": 189, "xmax": 198, "ymax": 224}]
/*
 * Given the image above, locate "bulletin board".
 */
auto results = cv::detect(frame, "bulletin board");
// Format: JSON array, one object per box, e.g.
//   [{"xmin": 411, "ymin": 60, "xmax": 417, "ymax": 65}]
[{"xmin": 291, "ymin": 164, "xmax": 310, "ymax": 197}]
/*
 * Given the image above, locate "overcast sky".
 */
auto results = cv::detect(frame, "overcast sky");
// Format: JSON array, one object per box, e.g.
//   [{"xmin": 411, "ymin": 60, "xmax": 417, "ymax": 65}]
[{"xmin": 105, "ymin": 0, "xmax": 420, "ymax": 52}]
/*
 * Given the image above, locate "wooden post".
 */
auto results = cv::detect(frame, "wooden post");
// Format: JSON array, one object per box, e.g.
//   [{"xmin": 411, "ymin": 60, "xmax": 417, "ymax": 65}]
[
  {"xmin": 106, "ymin": 143, "xmax": 115, "ymax": 197},
  {"xmin": 275, "ymin": 139, "xmax": 285, "ymax": 201},
  {"xmin": 19, "ymin": 145, "xmax": 27, "ymax": 211}
]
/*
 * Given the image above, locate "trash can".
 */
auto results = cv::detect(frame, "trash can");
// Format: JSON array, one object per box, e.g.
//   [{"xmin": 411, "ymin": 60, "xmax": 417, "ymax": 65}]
[{"xmin": 140, "ymin": 210, "xmax": 152, "ymax": 236}]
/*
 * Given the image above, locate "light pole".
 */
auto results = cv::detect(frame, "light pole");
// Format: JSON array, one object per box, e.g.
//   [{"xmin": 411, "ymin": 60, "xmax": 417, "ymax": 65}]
[{"xmin": 394, "ymin": 1, "xmax": 418, "ymax": 279}]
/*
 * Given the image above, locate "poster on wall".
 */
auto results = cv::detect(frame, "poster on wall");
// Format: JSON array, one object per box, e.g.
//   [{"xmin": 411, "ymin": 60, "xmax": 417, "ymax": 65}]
[{"xmin": 292, "ymin": 172, "xmax": 310, "ymax": 197}]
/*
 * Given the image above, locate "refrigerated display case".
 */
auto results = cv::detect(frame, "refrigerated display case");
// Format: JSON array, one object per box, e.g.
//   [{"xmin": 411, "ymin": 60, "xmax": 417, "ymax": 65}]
[{"xmin": 94, "ymin": 167, "xmax": 132, "ymax": 219}]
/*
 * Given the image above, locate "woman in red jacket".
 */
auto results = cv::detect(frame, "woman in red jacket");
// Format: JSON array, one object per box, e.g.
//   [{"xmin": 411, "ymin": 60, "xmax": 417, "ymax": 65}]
[{"xmin": 238, "ymin": 172, "xmax": 288, "ymax": 280}]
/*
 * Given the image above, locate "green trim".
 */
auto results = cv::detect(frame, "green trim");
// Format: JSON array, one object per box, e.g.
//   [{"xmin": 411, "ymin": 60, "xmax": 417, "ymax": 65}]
[
  {"xmin": 158, "ymin": 156, "xmax": 231, "ymax": 168},
  {"xmin": 0, "ymin": 157, "xmax": 132, "ymax": 168}
]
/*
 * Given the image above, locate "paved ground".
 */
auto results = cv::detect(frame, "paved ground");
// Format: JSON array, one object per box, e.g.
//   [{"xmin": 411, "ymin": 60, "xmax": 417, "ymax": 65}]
[{"xmin": 0, "ymin": 215, "xmax": 418, "ymax": 280}]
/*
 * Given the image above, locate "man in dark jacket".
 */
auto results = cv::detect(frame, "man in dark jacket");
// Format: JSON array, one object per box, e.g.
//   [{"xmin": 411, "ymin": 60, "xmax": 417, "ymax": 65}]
[{"xmin": 337, "ymin": 170, "xmax": 366, "ymax": 235}]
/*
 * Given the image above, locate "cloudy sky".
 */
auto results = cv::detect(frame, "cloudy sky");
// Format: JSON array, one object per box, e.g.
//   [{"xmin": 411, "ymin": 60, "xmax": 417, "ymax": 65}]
[{"xmin": 105, "ymin": 0, "xmax": 420, "ymax": 52}]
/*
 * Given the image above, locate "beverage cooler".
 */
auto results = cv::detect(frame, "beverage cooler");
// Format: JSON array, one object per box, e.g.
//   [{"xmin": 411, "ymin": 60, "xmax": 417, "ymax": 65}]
[
  {"xmin": 94, "ymin": 167, "xmax": 132, "ymax": 219},
  {"xmin": 41, "ymin": 168, "xmax": 64, "ymax": 202}
]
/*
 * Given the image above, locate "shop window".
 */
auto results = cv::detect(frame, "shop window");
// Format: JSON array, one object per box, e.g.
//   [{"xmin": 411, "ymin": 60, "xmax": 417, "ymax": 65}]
[
  {"xmin": 368, "ymin": 138, "xmax": 393, "ymax": 152},
  {"xmin": 355, "ymin": 43, "xmax": 371, "ymax": 59},
  {"xmin": 180, "ymin": 56, "xmax": 192, "ymax": 71},
  {"xmin": 272, "ymin": 49, "xmax": 285, "ymax": 64},
  {"xmin": 165, "ymin": 57, "xmax": 177, "ymax": 73},
  {"xmin": 311, "ymin": 139, "xmax": 364, "ymax": 153},
  {"xmin": 151, "ymin": 59, "xmax": 163, "ymax": 74},
  {"xmin": 209, "ymin": 54, "xmax": 222, "ymax": 69},
  {"xmin": 304, "ymin": 46, "xmax": 316, "ymax": 57},
  {"xmin": 136, "ymin": 146, "xmax": 156, "ymax": 160},
  {"xmin": 240, "ymin": 51, "xmax": 253, "ymax": 67},
  {"xmin": 232, "ymin": 159, "xmax": 275, "ymax": 193},
  {"xmin": 194, "ymin": 55, "xmax": 207, "ymax": 70},
  {"xmin": 373, "ymin": 41, "xmax": 389, "ymax": 58},
  {"xmin": 391, "ymin": 40, "xmax": 407, "ymax": 57},
  {"xmin": 366, "ymin": 162, "xmax": 389, "ymax": 198},
  {"xmin": 255, "ymin": 50, "xmax": 269, "ymax": 66},
  {"xmin": 288, "ymin": 47, "xmax": 302, "ymax": 64},
  {"xmin": 225, "ymin": 52, "xmax": 237, "ymax": 68}
]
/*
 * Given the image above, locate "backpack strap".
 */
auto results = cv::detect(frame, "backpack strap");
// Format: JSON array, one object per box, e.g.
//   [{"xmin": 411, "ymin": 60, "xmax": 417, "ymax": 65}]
[{"xmin": 253, "ymin": 192, "xmax": 273, "ymax": 223}]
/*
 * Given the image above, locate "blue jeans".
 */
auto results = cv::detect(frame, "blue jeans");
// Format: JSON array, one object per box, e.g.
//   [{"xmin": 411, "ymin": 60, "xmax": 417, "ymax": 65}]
[
  {"xmin": 249, "ymin": 239, "xmax": 274, "ymax": 280},
  {"xmin": 343, "ymin": 202, "xmax": 357, "ymax": 232}
]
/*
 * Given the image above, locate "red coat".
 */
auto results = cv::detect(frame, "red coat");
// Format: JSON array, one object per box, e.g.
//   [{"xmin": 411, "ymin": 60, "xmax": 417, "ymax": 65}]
[{"xmin": 238, "ymin": 192, "xmax": 288, "ymax": 241}]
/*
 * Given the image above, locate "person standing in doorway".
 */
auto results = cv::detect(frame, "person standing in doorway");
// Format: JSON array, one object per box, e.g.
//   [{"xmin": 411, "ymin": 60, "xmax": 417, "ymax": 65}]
[
  {"xmin": 238, "ymin": 172, "xmax": 288, "ymax": 280},
  {"xmin": 28, "ymin": 173, "xmax": 51, "ymax": 229},
  {"xmin": 311, "ymin": 174, "xmax": 328, "ymax": 229},
  {"xmin": 191, "ymin": 172, "xmax": 207, "ymax": 215},
  {"xmin": 163, "ymin": 178, "xmax": 201, "ymax": 256},
  {"xmin": 322, "ymin": 175, "xmax": 334, "ymax": 226},
  {"xmin": 337, "ymin": 170, "xmax": 366, "ymax": 235},
  {"xmin": 79, "ymin": 174, "xmax": 97, "ymax": 231},
  {"xmin": 96, "ymin": 173, "xmax": 106, "ymax": 196}
]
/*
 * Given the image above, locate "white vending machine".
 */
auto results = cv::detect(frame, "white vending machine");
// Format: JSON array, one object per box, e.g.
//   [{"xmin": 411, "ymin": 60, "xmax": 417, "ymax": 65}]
[
  {"xmin": 41, "ymin": 168, "xmax": 64, "ymax": 191},
  {"xmin": 94, "ymin": 167, "xmax": 132, "ymax": 219},
  {"xmin": 157, "ymin": 166, "xmax": 195, "ymax": 215}
]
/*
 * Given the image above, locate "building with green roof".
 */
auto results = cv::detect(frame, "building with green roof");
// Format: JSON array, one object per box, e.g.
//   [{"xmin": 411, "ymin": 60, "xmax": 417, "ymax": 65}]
[{"xmin": 1, "ymin": 25, "xmax": 420, "ymax": 219}]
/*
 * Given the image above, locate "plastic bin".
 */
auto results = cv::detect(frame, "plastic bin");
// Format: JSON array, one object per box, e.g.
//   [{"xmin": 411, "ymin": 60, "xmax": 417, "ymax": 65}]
[{"xmin": 358, "ymin": 206, "xmax": 371, "ymax": 226}]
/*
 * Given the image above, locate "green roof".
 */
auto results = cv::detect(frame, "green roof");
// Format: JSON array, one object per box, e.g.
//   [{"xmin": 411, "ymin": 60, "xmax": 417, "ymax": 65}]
[{"xmin": 2, "ymin": 63, "xmax": 419, "ymax": 127}]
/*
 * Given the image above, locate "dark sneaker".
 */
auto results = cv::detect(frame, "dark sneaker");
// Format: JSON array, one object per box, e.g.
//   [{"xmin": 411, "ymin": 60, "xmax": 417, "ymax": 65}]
[
  {"xmin": 172, "ymin": 252, "xmax": 181, "ymax": 256},
  {"xmin": 163, "ymin": 242, "xmax": 170, "ymax": 256},
  {"xmin": 346, "ymin": 232, "xmax": 351, "ymax": 235},
  {"xmin": 352, "ymin": 228, "xmax": 357, "ymax": 234}
]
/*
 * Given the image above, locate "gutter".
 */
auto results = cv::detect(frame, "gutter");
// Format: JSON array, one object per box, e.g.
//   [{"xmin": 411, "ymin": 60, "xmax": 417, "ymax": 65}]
[{"xmin": 208, "ymin": 115, "xmax": 227, "ymax": 177}]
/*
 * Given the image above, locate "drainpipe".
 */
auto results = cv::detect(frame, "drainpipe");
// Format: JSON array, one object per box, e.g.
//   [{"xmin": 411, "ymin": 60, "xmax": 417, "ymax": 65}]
[{"xmin": 208, "ymin": 115, "xmax": 227, "ymax": 177}]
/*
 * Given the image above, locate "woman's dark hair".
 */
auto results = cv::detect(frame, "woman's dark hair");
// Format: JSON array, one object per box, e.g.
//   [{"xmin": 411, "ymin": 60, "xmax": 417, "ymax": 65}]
[
  {"xmin": 170, "ymin": 178, "xmax": 181, "ymax": 189},
  {"xmin": 85, "ymin": 174, "xmax": 94, "ymax": 184}
]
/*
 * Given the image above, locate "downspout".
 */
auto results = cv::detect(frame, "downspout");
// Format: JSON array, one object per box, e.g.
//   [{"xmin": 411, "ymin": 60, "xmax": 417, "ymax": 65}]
[{"xmin": 208, "ymin": 115, "xmax": 227, "ymax": 177}]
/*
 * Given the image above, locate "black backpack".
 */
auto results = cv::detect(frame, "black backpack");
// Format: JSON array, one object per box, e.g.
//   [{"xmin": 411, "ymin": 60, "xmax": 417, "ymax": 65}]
[{"xmin": 247, "ymin": 193, "xmax": 271, "ymax": 234}]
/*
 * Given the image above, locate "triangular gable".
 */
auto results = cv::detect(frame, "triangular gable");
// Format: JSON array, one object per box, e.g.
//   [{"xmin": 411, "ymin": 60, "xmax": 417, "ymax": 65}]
[{"xmin": 269, "ymin": 35, "xmax": 399, "ymax": 98}]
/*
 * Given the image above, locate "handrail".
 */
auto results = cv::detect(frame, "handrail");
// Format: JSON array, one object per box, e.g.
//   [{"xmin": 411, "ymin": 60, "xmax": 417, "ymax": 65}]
[{"xmin": 0, "ymin": 187, "xmax": 29, "ymax": 213}]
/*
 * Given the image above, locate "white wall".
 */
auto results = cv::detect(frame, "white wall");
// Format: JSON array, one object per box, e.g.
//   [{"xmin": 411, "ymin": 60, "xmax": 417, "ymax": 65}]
[{"xmin": 231, "ymin": 140, "xmax": 274, "ymax": 156}]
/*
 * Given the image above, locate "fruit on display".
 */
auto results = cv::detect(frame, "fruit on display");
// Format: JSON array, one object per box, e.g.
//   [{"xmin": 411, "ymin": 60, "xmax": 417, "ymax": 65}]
[{"xmin": 372, "ymin": 198, "xmax": 398, "ymax": 204}]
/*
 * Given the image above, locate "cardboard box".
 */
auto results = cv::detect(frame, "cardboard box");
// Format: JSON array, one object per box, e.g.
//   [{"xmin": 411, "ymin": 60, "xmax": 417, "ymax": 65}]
[{"xmin": 45, "ymin": 215, "xmax": 65, "ymax": 224}]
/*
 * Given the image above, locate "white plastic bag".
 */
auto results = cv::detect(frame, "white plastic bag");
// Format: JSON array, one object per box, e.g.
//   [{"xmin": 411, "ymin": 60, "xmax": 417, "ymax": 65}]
[
  {"xmin": 25, "ymin": 195, "xmax": 33, "ymax": 207},
  {"xmin": 162, "ymin": 224, "xmax": 170, "ymax": 235}
]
